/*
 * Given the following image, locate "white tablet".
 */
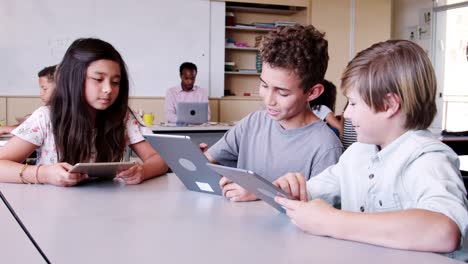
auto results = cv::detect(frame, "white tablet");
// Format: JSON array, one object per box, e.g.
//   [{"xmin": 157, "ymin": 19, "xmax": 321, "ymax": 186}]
[
  {"xmin": 68, "ymin": 162, "xmax": 136, "ymax": 179},
  {"xmin": 206, "ymin": 163, "xmax": 296, "ymax": 213}
]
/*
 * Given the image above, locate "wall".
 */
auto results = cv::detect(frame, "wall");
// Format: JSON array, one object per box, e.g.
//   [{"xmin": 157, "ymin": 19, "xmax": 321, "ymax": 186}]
[
  {"xmin": 0, "ymin": 0, "xmax": 394, "ymax": 123},
  {"xmin": 312, "ymin": 0, "xmax": 392, "ymax": 114},
  {"xmin": 391, "ymin": 0, "xmax": 432, "ymax": 51},
  {"xmin": 0, "ymin": 0, "xmax": 210, "ymax": 97},
  {"xmin": 0, "ymin": 96, "xmax": 232, "ymax": 125}
]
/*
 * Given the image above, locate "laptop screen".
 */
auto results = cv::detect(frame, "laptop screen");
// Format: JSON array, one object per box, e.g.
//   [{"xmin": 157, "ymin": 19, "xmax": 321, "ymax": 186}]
[{"xmin": 176, "ymin": 102, "xmax": 209, "ymax": 124}]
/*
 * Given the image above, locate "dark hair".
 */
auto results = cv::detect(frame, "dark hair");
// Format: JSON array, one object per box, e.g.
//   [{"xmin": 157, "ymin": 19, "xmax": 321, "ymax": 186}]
[
  {"xmin": 260, "ymin": 24, "xmax": 329, "ymax": 92},
  {"xmin": 179, "ymin": 62, "xmax": 197, "ymax": 75},
  {"xmin": 37, "ymin": 65, "xmax": 57, "ymax": 80},
  {"xmin": 51, "ymin": 38, "xmax": 130, "ymax": 164},
  {"xmin": 310, "ymin": 79, "xmax": 337, "ymax": 112}
]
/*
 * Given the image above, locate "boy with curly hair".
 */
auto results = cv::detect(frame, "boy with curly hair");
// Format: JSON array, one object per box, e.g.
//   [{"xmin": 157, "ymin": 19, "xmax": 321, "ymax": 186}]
[{"xmin": 206, "ymin": 25, "xmax": 342, "ymax": 202}]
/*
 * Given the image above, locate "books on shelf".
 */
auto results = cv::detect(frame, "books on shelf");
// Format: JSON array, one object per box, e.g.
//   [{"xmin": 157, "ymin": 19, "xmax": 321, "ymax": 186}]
[
  {"xmin": 274, "ymin": 21, "xmax": 296, "ymax": 27},
  {"xmin": 254, "ymin": 35, "xmax": 264, "ymax": 48},
  {"xmin": 232, "ymin": 23, "xmax": 257, "ymax": 29},
  {"xmin": 253, "ymin": 22, "xmax": 275, "ymax": 28},
  {"xmin": 237, "ymin": 69, "xmax": 259, "ymax": 73}
]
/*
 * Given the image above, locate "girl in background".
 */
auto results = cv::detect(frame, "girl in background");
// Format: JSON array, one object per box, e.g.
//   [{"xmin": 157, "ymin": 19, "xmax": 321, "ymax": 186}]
[
  {"xmin": 310, "ymin": 79, "xmax": 343, "ymax": 136},
  {"xmin": 0, "ymin": 38, "xmax": 167, "ymax": 186}
]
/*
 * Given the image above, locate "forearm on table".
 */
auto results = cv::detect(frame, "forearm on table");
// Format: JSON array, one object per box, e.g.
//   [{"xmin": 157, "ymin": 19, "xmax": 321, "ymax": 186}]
[
  {"xmin": 0, "ymin": 160, "xmax": 43, "ymax": 184},
  {"xmin": 141, "ymin": 154, "xmax": 168, "ymax": 180},
  {"xmin": 328, "ymin": 208, "xmax": 460, "ymax": 253}
]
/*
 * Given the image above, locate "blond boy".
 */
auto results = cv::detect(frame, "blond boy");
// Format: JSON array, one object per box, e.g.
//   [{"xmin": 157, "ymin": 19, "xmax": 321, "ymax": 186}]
[{"xmin": 274, "ymin": 40, "xmax": 468, "ymax": 260}]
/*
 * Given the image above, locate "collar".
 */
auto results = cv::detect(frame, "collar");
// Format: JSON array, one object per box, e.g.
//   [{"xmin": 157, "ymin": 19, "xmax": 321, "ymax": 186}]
[{"xmin": 176, "ymin": 85, "xmax": 198, "ymax": 94}]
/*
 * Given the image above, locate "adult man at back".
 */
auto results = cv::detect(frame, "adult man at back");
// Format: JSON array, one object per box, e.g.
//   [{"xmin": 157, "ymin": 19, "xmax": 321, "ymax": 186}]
[{"xmin": 164, "ymin": 62, "xmax": 211, "ymax": 123}]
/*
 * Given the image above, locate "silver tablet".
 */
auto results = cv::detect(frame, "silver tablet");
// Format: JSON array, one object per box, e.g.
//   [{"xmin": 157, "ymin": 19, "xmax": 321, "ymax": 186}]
[
  {"xmin": 145, "ymin": 134, "xmax": 222, "ymax": 195},
  {"xmin": 68, "ymin": 162, "xmax": 136, "ymax": 179},
  {"xmin": 206, "ymin": 163, "xmax": 296, "ymax": 213}
]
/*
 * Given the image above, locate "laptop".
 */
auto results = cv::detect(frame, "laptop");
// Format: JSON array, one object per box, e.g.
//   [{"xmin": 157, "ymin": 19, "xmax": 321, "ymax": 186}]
[
  {"xmin": 176, "ymin": 102, "xmax": 209, "ymax": 125},
  {"xmin": 206, "ymin": 163, "xmax": 296, "ymax": 213},
  {"xmin": 144, "ymin": 134, "xmax": 222, "ymax": 195}
]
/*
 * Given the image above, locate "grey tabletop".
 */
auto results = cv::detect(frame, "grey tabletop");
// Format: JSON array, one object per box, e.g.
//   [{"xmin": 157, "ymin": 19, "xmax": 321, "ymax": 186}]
[
  {"xmin": 1, "ymin": 191, "xmax": 48, "ymax": 263},
  {"xmin": 0, "ymin": 174, "xmax": 462, "ymax": 264}
]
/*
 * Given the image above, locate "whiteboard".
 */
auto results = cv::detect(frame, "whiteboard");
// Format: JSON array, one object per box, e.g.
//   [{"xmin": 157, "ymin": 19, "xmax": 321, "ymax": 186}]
[{"xmin": 0, "ymin": 0, "xmax": 210, "ymax": 96}]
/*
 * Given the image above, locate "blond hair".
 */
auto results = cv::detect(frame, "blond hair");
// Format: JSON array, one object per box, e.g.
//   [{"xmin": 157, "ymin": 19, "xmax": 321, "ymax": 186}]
[{"xmin": 341, "ymin": 40, "xmax": 437, "ymax": 130}]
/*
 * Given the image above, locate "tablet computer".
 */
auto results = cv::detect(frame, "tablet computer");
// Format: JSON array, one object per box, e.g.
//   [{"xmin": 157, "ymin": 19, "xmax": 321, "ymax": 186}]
[
  {"xmin": 68, "ymin": 161, "xmax": 136, "ymax": 179},
  {"xmin": 144, "ymin": 134, "xmax": 222, "ymax": 195},
  {"xmin": 206, "ymin": 163, "xmax": 296, "ymax": 213}
]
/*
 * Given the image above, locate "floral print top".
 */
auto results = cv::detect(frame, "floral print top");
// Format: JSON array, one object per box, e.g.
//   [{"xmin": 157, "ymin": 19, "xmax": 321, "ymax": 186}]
[{"xmin": 12, "ymin": 106, "xmax": 145, "ymax": 165}]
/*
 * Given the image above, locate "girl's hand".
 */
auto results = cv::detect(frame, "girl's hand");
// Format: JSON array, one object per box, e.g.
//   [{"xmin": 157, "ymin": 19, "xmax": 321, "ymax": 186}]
[
  {"xmin": 116, "ymin": 163, "xmax": 145, "ymax": 184},
  {"xmin": 275, "ymin": 197, "xmax": 337, "ymax": 236},
  {"xmin": 42, "ymin": 163, "xmax": 88, "ymax": 187}
]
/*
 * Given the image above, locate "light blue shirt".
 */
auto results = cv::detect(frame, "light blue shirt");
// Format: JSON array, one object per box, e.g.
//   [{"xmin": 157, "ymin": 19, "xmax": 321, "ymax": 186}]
[{"xmin": 307, "ymin": 129, "xmax": 468, "ymax": 260}]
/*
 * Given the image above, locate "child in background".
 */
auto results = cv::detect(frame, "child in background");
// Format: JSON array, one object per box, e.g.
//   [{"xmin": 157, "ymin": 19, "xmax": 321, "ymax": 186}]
[
  {"xmin": 340, "ymin": 102, "xmax": 357, "ymax": 151},
  {"xmin": 206, "ymin": 25, "xmax": 342, "ymax": 202},
  {"xmin": 274, "ymin": 40, "xmax": 468, "ymax": 260},
  {"xmin": 309, "ymin": 79, "xmax": 342, "ymax": 136},
  {"xmin": 0, "ymin": 65, "xmax": 57, "ymax": 135},
  {"xmin": 0, "ymin": 38, "xmax": 168, "ymax": 186}
]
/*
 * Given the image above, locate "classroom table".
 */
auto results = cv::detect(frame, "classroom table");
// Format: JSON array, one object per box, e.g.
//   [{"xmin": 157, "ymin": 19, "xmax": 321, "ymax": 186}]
[
  {"xmin": 0, "ymin": 174, "xmax": 462, "ymax": 264},
  {"xmin": 151, "ymin": 123, "xmax": 233, "ymax": 146},
  {"xmin": 0, "ymin": 192, "xmax": 48, "ymax": 263}
]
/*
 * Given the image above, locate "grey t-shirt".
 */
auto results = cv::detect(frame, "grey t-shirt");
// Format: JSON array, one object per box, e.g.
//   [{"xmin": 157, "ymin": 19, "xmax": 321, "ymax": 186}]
[{"xmin": 208, "ymin": 111, "xmax": 343, "ymax": 182}]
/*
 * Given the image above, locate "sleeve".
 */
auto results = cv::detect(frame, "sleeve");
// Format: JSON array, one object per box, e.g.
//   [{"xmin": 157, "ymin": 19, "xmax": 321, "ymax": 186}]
[
  {"xmin": 11, "ymin": 107, "xmax": 49, "ymax": 146},
  {"xmin": 320, "ymin": 105, "xmax": 332, "ymax": 120},
  {"xmin": 125, "ymin": 112, "xmax": 145, "ymax": 145},
  {"xmin": 306, "ymin": 162, "xmax": 342, "ymax": 205},
  {"xmin": 403, "ymin": 151, "xmax": 468, "ymax": 242},
  {"xmin": 310, "ymin": 144, "xmax": 342, "ymax": 177},
  {"xmin": 313, "ymin": 105, "xmax": 332, "ymax": 120},
  {"xmin": 164, "ymin": 88, "xmax": 177, "ymax": 123},
  {"xmin": 131, "ymin": 110, "xmax": 153, "ymax": 135},
  {"xmin": 207, "ymin": 115, "xmax": 248, "ymax": 166}
]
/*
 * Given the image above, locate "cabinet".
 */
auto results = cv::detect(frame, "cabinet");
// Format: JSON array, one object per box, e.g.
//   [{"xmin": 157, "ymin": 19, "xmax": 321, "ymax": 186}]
[{"xmin": 223, "ymin": 2, "xmax": 308, "ymax": 97}]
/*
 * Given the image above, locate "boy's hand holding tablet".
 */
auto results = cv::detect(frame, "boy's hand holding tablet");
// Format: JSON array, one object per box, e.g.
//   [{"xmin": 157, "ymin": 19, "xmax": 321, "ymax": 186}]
[
  {"xmin": 274, "ymin": 172, "xmax": 338, "ymax": 236},
  {"xmin": 273, "ymin": 172, "xmax": 309, "ymax": 202}
]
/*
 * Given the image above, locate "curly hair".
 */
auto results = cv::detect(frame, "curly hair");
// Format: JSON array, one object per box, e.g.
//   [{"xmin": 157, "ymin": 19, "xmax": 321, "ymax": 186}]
[{"xmin": 260, "ymin": 24, "xmax": 329, "ymax": 92}]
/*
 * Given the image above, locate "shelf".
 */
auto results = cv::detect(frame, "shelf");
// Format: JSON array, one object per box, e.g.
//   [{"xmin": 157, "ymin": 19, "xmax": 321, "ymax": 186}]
[
  {"xmin": 225, "ymin": 71, "xmax": 261, "ymax": 76},
  {"xmin": 221, "ymin": 96, "xmax": 262, "ymax": 100},
  {"xmin": 226, "ymin": 26, "xmax": 274, "ymax": 32},
  {"xmin": 226, "ymin": 5, "xmax": 306, "ymax": 15},
  {"xmin": 225, "ymin": 46, "xmax": 259, "ymax": 51}
]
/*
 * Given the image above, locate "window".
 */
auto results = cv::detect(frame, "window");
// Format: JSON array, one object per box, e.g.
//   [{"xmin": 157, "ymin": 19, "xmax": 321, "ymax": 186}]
[{"xmin": 433, "ymin": 1, "xmax": 468, "ymax": 131}]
